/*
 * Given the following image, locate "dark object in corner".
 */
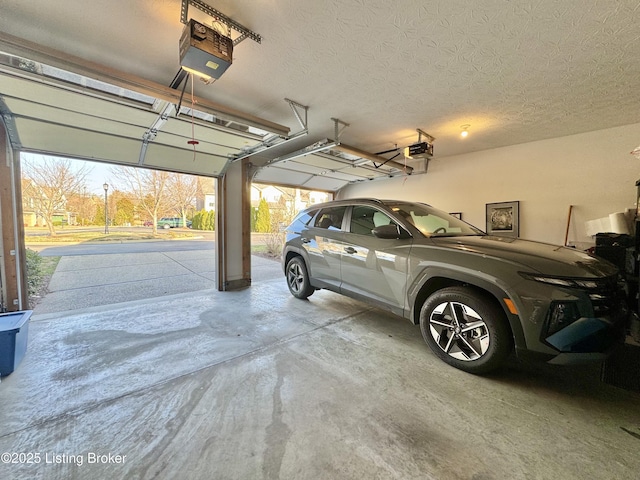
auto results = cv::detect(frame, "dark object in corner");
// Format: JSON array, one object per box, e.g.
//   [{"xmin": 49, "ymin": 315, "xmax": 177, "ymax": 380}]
[
  {"xmin": 601, "ymin": 341, "xmax": 640, "ymax": 392},
  {"xmin": 0, "ymin": 310, "xmax": 32, "ymax": 376}
]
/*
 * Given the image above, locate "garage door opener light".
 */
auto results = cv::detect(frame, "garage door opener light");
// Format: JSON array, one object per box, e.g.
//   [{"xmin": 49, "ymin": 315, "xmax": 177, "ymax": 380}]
[
  {"xmin": 180, "ymin": 65, "xmax": 214, "ymax": 84},
  {"xmin": 404, "ymin": 129, "xmax": 435, "ymax": 160}
]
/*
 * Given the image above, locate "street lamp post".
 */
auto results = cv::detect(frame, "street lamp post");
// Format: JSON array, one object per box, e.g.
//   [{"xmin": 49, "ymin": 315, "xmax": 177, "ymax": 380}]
[{"xmin": 103, "ymin": 183, "xmax": 109, "ymax": 235}]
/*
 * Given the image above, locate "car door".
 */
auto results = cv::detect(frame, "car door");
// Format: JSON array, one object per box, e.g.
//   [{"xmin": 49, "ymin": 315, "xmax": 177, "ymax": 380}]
[
  {"xmin": 301, "ymin": 205, "xmax": 347, "ymax": 290},
  {"xmin": 340, "ymin": 205, "xmax": 412, "ymax": 314}
]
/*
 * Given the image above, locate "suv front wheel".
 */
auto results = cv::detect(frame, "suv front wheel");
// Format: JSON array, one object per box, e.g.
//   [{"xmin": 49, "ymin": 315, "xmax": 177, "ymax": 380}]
[
  {"xmin": 285, "ymin": 256, "xmax": 315, "ymax": 299},
  {"xmin": 419, "ymin": 286, "xmax": 512, "ymax": 374}
]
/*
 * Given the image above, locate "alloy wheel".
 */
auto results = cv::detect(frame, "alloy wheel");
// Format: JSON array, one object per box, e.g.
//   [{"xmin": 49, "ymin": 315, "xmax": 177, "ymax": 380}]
[
  {"xmin": 428, "ymin": 301, "xmax": 490, "ymax": 361},
  {"xmin": 287, "ymin": 262, "xmax": 305, "ymax": 294}
]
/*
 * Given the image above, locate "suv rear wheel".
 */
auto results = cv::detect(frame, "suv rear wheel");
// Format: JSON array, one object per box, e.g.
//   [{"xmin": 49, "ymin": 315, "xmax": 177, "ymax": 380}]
[
  {"xmin": 419, "ymin": 286, "xmax": 512, "ymax": 374},
  {"xmin": 285, "ymin": 256, "xmax": 315, "ymax": 299}
]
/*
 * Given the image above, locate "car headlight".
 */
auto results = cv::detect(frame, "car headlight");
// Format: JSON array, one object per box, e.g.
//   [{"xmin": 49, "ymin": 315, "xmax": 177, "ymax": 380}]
[
  {"xmin": 518, "ymin": 272, "xmax": 601, "ymax": 289},
  {"xmin": 519, "ymin": 272, "xmax": 590, "ymax": 336}
]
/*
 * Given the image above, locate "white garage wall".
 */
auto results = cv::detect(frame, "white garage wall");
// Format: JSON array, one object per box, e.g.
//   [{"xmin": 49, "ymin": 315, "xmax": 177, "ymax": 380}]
[{"xmin": 338, "ymin": 122, "xmax": 640, "ymax": 248}]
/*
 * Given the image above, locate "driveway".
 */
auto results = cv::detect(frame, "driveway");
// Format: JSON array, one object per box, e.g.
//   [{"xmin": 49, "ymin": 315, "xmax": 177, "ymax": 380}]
[{"xmin": 28, "ymin": 235, "xmax": 280, "ymax": 315}]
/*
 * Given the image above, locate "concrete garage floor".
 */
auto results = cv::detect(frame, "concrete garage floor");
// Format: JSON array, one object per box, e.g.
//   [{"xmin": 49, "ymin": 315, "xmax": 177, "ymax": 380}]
[{"xmin": 1, "ymin": 252, "xmax": 640, "ymax": 479}]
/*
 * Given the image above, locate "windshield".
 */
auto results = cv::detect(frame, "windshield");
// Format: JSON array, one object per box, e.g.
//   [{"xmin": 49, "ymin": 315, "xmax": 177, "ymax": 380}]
[{"xmin": 387, "ymin": 202, "xmax": 484, "ymax": 237}]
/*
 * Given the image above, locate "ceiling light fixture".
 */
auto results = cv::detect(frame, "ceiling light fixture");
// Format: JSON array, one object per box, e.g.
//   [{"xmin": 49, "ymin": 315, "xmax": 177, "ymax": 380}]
[{"xmin": 460, "ymin": 124, "xmax": 470, "ymax": 138}]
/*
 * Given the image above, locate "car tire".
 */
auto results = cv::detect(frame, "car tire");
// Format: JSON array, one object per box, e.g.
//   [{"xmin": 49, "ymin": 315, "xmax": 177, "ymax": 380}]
[
  {"xmin": 163, "ymin": 224, "xmax": 170, "ymax": 229},
  {"xmin": 419, "ymin": 286, "xmax": 512, "ymax": 374},
  {"xmin": 285, "ymin": 256, "xmax": 315, "ymax": 299}
]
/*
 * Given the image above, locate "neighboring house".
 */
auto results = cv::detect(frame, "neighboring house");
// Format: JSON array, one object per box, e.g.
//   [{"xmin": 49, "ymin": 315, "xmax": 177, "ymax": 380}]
[
  {"xmin": 203, "ymin": 193, "xmax": 215, "ymax": 212},
  {"xmin": 260, "ymin": 185, "xmax": 285, "ymax": 204},
  {"xmin": 251, "ymin": 184, "xmax": 288, "ymax": 209},
  {"xmin": 251, "ymin": 184, "xmax": 330, "ymax": 212},
  {"xmin": 309, "ymin": 190, "xmax": 329, "ymax": 205},
  {"xmin": 197, "ymin": 178, "xmax": 330, "ymax": 215},
  {"xmin": 196, "ymin": 177, "xmax": 215, "ymax": 211}
]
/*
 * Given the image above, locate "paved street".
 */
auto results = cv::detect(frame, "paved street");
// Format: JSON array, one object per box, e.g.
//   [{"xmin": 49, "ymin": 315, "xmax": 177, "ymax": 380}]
[{"xmin": 31, "ymin": 239, "xmax": 216, "ymax": 256}]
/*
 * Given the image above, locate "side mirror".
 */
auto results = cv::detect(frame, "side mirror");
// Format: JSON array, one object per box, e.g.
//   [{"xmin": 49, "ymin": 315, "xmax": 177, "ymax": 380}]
[{"xmin": 372, "ymin": 224, "xmax": 410, "ymax": 240}]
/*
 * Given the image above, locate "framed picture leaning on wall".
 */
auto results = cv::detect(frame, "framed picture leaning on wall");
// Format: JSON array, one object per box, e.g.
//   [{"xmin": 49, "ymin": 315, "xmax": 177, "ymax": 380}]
[{"xmin": 486, "ymin": 201, "xmax": 519, "ymax": 238}]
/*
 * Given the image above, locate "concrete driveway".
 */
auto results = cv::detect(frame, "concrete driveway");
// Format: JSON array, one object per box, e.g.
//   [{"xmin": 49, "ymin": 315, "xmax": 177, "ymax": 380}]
[{"xmin": 33, "ymin": 249, "xmax": 281, "ymax": 314}]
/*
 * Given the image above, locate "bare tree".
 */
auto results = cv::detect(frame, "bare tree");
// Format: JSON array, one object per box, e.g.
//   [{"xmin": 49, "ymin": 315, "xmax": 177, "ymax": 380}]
[
  {"xmin": 265, "ymin": 195, "xmax": 298, "ymax": 256},
  {"xmin": 166, "ymin": 173, "xmax": 198, "ymax": 227},
  {"xmin": 65, "ymin": 189, "xmax": 90, "ymax": 226},
  {"xmin": 22, "ymin": 156, "xmax": 91, "ymax": 236},
  {"xmin": 112, "ymin": 166, "xmax": 169, "ymax": 234}
]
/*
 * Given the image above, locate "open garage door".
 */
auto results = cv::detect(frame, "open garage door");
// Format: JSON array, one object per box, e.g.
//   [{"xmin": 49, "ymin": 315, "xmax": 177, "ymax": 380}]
[
  {"xmin": 253, "ymin": 137, "xmax": 418, "ymax": 192},
  {"xmin": 0, "ymin": 32, "xmax": 293, "ymax": 309},
  {"xmin": 0, "ymin": 35, "xmax": 289, "ymax": 176}
]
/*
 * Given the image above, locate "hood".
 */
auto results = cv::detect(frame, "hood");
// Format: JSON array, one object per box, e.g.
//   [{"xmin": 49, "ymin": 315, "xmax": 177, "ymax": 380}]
[{"xmin": 430, "ymin": 235, "xmax": 618, "ymax": 278}]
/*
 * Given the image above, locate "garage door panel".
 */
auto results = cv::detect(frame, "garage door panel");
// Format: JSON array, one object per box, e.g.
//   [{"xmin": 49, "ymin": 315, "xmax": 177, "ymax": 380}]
[
  {"xmin": 254, "ymin": 166, "xmax": 315, "ymax": 186},
  {"xmin": 16, "ymin": 118, "xmax": 142, "ymax": 164},
  {"xmin": 308, "ymin": 169, "xmax": 374, "ymax": 182},
  {"xmin": 153, "ymin": 130, "xmax": 242, "ymax": 158},
  {"xmin": 301, "ymin": 155, "xmax": 402, "ymax": 178},
  {"xmin": 254, "ymin": 164, "xmax": 354, "ymax": 191},
  {"xmin": 299, "ymin": 175, "xmax": 349, "ymax": 191},
  {"xmin": 297, "ymin": 154, "xmax": 353, "ymax": 171},
  {"xmin": 5, "ymin": 97, "xmax": 149, "ymax": 140},
  {"xmin": 144, "ymin": 143, "xmax": 227, "ymax": 176},
  {"xmin": 278, "ymin": 161, "xmax": 326, "ymax": 175},
  {"xmin": 164, "ymin": 117, "xmax": 262, "ymax": 150},
  {"xmin": 1, "ymin": 75, "xmax": 157, "ymax": 126},
  {"xmin": 6, "ymin": 96, "xmax": 253, "ymax": 162},
  {"xmin": 347, "ymin": 166, "xmax": 397, "ymax": 179},
  {"xmin": 285, "ymin": 159, "xmax": 393, "ymax": 182}
]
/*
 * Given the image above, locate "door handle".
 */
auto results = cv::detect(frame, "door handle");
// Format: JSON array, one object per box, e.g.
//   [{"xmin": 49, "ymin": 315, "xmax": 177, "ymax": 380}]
[
  {"xmin": 301, "ymin": 237, "xmax": 310, "ymax": 243},
  {"xmin": 344, "ymin": 246, "xmax": 357, "ymax": 254}
]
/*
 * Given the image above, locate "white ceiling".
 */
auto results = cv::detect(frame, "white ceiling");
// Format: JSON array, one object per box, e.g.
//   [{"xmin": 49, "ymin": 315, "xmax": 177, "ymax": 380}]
[{"xmin": 1, "ymin": 0, "xmax": 639, "ymax": 189}]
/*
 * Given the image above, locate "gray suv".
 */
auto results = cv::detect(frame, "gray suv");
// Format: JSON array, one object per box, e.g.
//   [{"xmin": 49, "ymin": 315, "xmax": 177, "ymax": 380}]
[{"xmin": 282, "ymin": 199, "xmax": 628, "ymax": 374}]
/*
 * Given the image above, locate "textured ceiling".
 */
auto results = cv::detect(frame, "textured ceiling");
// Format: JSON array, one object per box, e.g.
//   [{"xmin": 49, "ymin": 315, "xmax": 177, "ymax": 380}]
[{"xmin": 1, "ymin": 0, "xmax": 639, "ymax": 164}]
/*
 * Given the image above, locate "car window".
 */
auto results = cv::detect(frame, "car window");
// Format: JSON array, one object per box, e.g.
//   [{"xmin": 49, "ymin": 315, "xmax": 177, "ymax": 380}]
[
  {"xmin": 387, "ymin": 202, "xmax": 483, "ymax": 237},
  {"xmin": 288, "ymin": 209, "xmax": 317, "ymax": 231},
  {"xmin": 349, "ymin": 205, "xmax": 395, "ymax": 236},
  {"xmin": 314, "ymin": 206, "xmax": 346, "ymax": 230}
]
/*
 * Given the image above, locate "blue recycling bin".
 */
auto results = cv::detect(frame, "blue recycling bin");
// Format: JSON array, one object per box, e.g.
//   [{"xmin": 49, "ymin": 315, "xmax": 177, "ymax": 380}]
[{"xmin": 0, "ymin": 310, "xmax": 32, "ymax": 376}]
